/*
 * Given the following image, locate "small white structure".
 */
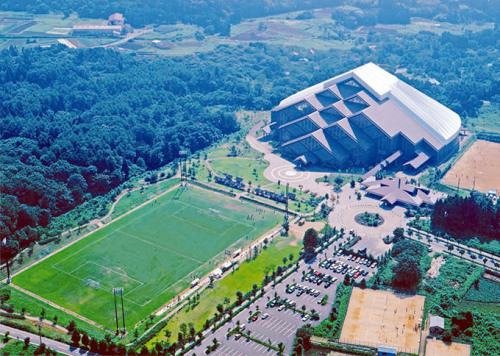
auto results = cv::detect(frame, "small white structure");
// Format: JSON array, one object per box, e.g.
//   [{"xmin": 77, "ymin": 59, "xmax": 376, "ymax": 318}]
[
  {"xmin": 429, "ymin": 315, "xmax": 445, "ymax": 334},
  {"xmin": 222, "ymin": 261, "xmax": 233, "ymax": 271},
  {"xmin": 211, "ymin": 268, "xmax": 223, "ymax": 279},
  {"xmin": 190, "ymin": 278, "xmax": 200, "ymax": 288},
  {"xmin": 233, "ymin": 248, "xmax": 242, "ymax": 257}
]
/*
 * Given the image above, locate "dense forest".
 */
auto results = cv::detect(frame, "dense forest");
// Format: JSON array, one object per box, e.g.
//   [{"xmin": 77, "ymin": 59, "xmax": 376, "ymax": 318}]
[{"xmin": 431, "ymin": 192, "xmax": 500, "ymax": 241}]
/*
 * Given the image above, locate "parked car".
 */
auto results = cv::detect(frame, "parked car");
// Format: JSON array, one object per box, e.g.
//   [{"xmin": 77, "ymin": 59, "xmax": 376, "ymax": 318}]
[
  {"xmin": 302, "ymin": 315, "xmax": 310, "ymax": 321},
  {"xmin": 278, "ymin": 305, "xmax": 285, "ymax": 311},
  {"xmin": 235, "ymin": 334, "xmax": 242, "ymax": 340},
  {"xmin": 262, "ymin": 313, "xmax": 269, "ymax": 320},
  {"xmin": 251, "ymin": 315, "xmax": 258, "ymax": 322},
  {"xmin": 240, "ymin": 324, "xmax": 246, "ymax": 331}
]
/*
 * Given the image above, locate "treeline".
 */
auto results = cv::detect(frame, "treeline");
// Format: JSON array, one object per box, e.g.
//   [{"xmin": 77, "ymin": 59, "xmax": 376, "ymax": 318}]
[
  {"xmin": 331, "ymin": 0, "xmax": 500, "ymax": 29},
  {"xmin": 431, "ymin": 192, "xmax": 500, "ymax": 241},
  {"xmin": 0, "ymin": 0, "xmax": 336, "ymax": 35}
]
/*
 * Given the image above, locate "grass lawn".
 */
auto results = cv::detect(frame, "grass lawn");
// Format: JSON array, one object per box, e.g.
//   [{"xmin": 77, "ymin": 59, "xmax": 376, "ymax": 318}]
[
  {"xmin": 0, "ymin": 285, "xmax": 107, "ymax": 340},
  {"xmin": 13, "ymin": 186, "xmax": 281, "ymax": 330},
  {"xmin": 147, "ymin": 234, "xmax": 302, "ymax": 347},
  {"xmin": 209, "ymin": 157, "xmax": 269, "ymax": 186},
  {"xmin": 109, "ymin": 178, "xmax": 180, "ymax": 220},
  {"xmin": 0, "ymin": 338, "xmax": 65, "ymax": 356},
  {"xmin": 471, "ymin": 104, "xmax": 500, "ymax": 134}
]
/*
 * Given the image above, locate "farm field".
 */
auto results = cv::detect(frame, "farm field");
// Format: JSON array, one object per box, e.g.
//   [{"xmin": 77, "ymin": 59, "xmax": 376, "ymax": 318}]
[
  {"xmin": 441, "ymin": 140, "xmax": 500, "ymax": 193},
  {"xmin": 13, "ymin": 185, "xmax": 282, "ymax": 330},
  {"xmin": 459, "ymin": 278, "xmax": 500, "ymax": 314}
]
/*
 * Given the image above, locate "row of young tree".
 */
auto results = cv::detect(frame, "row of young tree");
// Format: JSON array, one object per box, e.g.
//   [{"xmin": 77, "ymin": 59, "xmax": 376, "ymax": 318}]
[{"xmin": 431, "ymin": 192, "xmax": 500, "ymax": 242}]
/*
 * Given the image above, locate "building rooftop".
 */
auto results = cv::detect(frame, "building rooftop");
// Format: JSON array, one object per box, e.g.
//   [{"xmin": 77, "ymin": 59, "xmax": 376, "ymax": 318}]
[
  {"xmin": 275, "ymin": 63, "xmax": 461, "ymax": 151},
  {"xmin": 362, "ymin": 177, "xmax": 433, "ymax": 207},
  {"xmin": 430, "ymin": 315, "xmax": 445, "ymax": 329},
  {"xmin": 72, "ymin": 25, "xmax": 123, "ymax": 30}
]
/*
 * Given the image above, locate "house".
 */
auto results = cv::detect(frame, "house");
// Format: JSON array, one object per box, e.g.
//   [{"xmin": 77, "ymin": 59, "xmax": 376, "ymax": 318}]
[
  {"xmin": 378, "ymin": 345, "xmax": 397, "ymax": 356},
  {"xmin": 108, "ymin": 13, "xmax": 125, "ymax": 26},
  {"xmin": 429, "ymin": 315, "xmax": 445, "ymax": 334}
]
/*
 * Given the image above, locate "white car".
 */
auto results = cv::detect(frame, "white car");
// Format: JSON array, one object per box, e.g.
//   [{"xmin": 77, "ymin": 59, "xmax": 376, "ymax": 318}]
[
  {"xmin": 262, "ymin": 313, "xmax": 269, "ymax": 320},
  {"xmin": 302, "ymin": 315, "xmax": 310, "ymax": 322}
]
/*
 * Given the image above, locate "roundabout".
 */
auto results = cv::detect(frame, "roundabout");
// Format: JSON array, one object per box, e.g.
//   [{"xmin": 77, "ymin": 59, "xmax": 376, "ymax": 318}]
[
  {"xmin": 334, "ymin": 205, "xmax": 404, "ymax": 239},
  {"xmin": 354, "ymin": 211, "xmax": 385, "ymax": 227}
]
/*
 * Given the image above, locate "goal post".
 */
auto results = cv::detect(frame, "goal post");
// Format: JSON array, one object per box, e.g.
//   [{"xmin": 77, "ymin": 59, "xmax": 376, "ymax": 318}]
[{"xmin": 86, "ymin": 279, "xmax": 100, "ymax": 290}]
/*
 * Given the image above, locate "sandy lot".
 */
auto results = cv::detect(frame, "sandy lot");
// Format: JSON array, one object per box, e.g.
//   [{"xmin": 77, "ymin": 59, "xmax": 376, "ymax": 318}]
[
  {"xmin": 442, "ymin": 140, "xmax": 500, "ymax": 193},
  {"xmin": 339, "ymin": 287, "xmax": 425, "ymax": 354},
  {"xmin": 425, "ymin": 338, "xmax": 471, "ymax": 356}
]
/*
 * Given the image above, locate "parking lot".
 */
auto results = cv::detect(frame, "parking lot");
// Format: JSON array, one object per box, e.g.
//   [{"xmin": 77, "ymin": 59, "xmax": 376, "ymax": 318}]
[{"xmin": 190, "ymin": 239, "xmax": 378, "ymax": 356}]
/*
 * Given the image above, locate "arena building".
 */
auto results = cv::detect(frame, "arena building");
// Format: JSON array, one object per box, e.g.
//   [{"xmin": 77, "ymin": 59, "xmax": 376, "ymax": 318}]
[{"xmin": 270, "ymin": 63, "xmax": 461, "ymax": 171}]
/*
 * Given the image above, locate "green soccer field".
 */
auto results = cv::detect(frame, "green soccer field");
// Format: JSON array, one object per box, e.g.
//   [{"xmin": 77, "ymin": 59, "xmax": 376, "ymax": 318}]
[{"xmin": 13, "ymin": 185, "xmax": 281, "ymax": 329}]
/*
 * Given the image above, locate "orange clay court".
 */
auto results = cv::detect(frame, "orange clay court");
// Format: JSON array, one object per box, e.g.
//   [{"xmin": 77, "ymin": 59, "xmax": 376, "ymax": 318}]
[
  {"xmin": 442, "ymin": 140, "xmax": 500, "ymax": 193},
  {"xmin": 425, "ymin": 338, "xmax": 471, "ymax": 356},
  {"xmin": 339, "ymin": 288, "xmax": 425, "ymax": 353}
]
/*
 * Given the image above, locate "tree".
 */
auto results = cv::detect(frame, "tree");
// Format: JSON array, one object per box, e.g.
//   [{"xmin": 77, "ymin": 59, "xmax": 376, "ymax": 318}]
[
  {"xmin": 359, "ymin": 278, "xmax": 367, "ymax": 289},
  {"xmin": 303, "ymin": 228, "xmax": 319, "ymax": 255},
  {"xmin": 24, "ymin": 337, "xmax": 30, "ymax": 349},
  {"xmin": 216, "ymin": 304, "xmax": 224, "ymax": 314},
  {"xmin": 278, "ymin": 342, "xmax": 285, "ymax": 352},
  {"xmin": 392, "ymin": 256, "xmax": 422, "ymax": 290},
  {"xmin": 393, "ymin": 227, "xmax": 405, "ymax": 241},
  {"xmin": 344, "ymin": 273, "xmax": 351, "ymax": 286},
  {"xmin": 71, "ymin": 330, "xmax": 81, "ymax": 346},
  {"xmin": 350, "ymin": 179, "xmax": 355, "ymax": 188},
  {"xmin": 98, "ymin": 340, "xmax": 108, "ymax": 354},
  {"xmin": 89, "ymin": 338, "xmax": 98, "ymax": 353},
  {"xmin": 0, "ymin": 288, "xmax": 11, "ymax": 304},
  {"xmin": 81, "ymin": 333, "xmax": 90, "ymax": 347},
  {"xmin": 67, "ymin": 320, "xmax": 76, "ymax": 332}
]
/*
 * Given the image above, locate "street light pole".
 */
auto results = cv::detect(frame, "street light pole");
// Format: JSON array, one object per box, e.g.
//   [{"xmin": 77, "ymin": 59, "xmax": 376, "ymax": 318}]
[
  {"xmin": 37, "ymin": 323, "xmax": 42, "ymax": 344},
  {"xmin": 1, "ymin": 238, "xmax": 10, "ymax": 283}
]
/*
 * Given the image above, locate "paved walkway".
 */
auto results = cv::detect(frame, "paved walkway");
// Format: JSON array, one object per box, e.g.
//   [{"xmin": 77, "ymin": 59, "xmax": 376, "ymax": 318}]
[
  {"xmin": 246, "ymin": 121, "xmax": 332, "ymax": 197},
  {"xmin": 0, "ymin": 324, "xmax": 96, "ymax": 356}
]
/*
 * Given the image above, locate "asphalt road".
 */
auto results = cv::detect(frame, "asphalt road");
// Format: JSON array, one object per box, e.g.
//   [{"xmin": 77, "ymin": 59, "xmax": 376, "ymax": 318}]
[
  {"xmin": 407, "ymin": 229, "xmax": 500, "ymax": 271},
  {"xmin": 0, "ymin": 324, "xmax": 95, "ymax": 356}
]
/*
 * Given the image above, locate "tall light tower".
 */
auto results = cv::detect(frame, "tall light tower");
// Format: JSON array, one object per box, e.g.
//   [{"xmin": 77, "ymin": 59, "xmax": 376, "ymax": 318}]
[
  {"xmin": 285, "ymin": 182, "xmax": 289, "ymax": 219},
  {"xmin": 179, "ymin": 149, "xmax": 188, "ymax": 184},
  {"xmin": 113, "ymin": 288, "xmax": 120, "ymax": 335},
  {"xmin": 119, "ymin": 287, "xmax": 126, "ymax": 334}
]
